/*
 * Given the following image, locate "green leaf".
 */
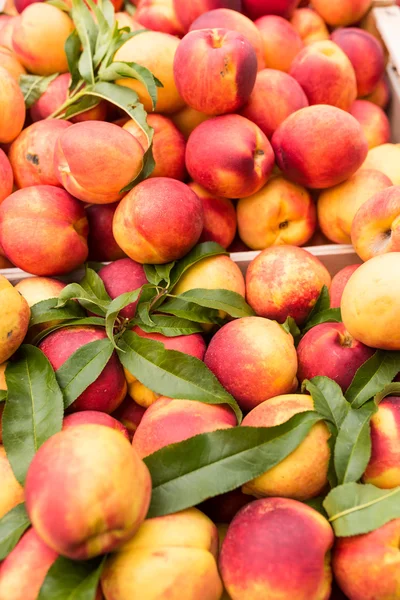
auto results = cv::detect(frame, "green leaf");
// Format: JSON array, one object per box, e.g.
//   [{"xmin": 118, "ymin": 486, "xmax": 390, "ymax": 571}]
[
  {"xmin": 65, "ymin": 30, "xmax": 82, "ymax": 92},
  {"xmin": 46, "ymin": 0, "xmax": 70, "ymax": 11},
  {"xmin": 105, "ymin": 288, "xmax": 142, "ymax": 348},
  {"xmin": 29, "ymin": 298, "xmax": 86, "ymax": 327},
  {"xmin": 303, "ymin": 497, "xmax": 328, "ymax": 518},
  {"xmin": 39, "ymin": 556, "xmax": 105, "ymax": 600},
  {"xmin": 159, "ymin": 297, "xmax": 221, "ymax": 324},
  {"xmin": 86, "ymin": 0, "xmax": 113, "ymax": 68},
  {"xmin": 281, "ymin": 317, "xmax": 301, "ymax": 344},
  {"xmin": 71, "ymin": 0, "xmax": 98, "ymax": 85},
  {"xmin": 302, "ymin": 308, "xmax": 342, "ymax": 334},
  {"xmin": 99, "ymin": 61, "xmax": 162, "ymax": 109},
  {"xmin": 19, "ymin": 73, "xmax": 59, "ymax": 108},
  {"xmin": 374, "ymin": 382, "xmax": 400, "ymax": 404},
  {"xmin": 2, "ymin": 346, "xmax": 64, "ymax": 485},
  {"xmin": 80, "ymin": 266, "xmax": 111, "ymax": 304},
  {"xmin": 135, "ymin": 285, "xmax": 158, "ymax": 327},
  {"xmin": 0, "ymin": 389, "xmax": 7, "ymax": 402},
  {"xmin": 345, "ymin": 351, "xmax": 400, "ymax": 408},
  {"xmin": 0, "ymin": 504, "xmax": 30, "ymax": 561},
  {"xmin": 56, "ymin": 338, "xmax": 114, "ymax": 409},
  {"xmin": 334, "ymin": 401, "xmax": 377, "ymax": 485},
  {"xmin": 144, "ymin": 262, "xmax": 175, "ymax": 287},
  {"xmin": 302, "ymin": 376, "xmax": 349, "ymax": 430},
  {"xmin": 169, "ymin": 289, "xmax": 255, "ymax": 319},
  {"xmin": 169, "ymin": 242, "xmax": 228, "ymax": 289},
  {"xmin": 30, "ymin": 317, "xmax": 106, "ymax": 346},
  {"xmin": 144, "ymin": 412, "xmax": 322, "ymax": 517},
  {"xmin": 133, "ymin": 315, "xmax": 203, "ymax": 336},
  {"xmin": 57, "ymin": 283, "xmax": 110, "ymax": 316},
  {"xmin": 118, "ymin": 331, "xmax": 242, "ymax": 423},
  {"xmin": 305, "ymin": 285, "xmax": 330, "ymax": 322},
  {"xmin": 323, "ymin": 482, "xmax": 400, "ymax": 537},
  {"xmin": 63, "ymin": 94, "xmax": 101, "ymax": 120}
]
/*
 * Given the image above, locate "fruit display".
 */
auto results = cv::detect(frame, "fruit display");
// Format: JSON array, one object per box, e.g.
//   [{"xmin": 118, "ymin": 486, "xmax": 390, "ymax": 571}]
[{"xmin": 0, "ymin": 0, "xmax": 400, "ymax": 599}]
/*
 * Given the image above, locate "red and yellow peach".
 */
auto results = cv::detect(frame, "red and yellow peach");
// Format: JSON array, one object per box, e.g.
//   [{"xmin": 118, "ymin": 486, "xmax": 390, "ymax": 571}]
[
  {"xmin": 0, "ymin": 445, "xmax": 24, "ymax": 519},
  {"xmin": 112, "ymin": 396, "xmax": 147, "ymax": 440},
  {"xmin": 0, "ymin": 66, "xmax": 25, "ymax": 144},
  {"xmin": 0, "ymin": 276, "xmax": 30, "ymax": 364},
  {"xmin": 361, "ymin": 144, "xmax": 400, "ymax": 185},
  {"xmin": 256, "ymin": 15, "xmax": 304, "ymax": 72},
  {"xmin": 290, "ymin": 8, "xmax": 329, "ymax": 45},
  {"xmin": 173, "ymin": 0, "xmax": 242, "ymax": 32},
  {"xmin": 97, "ymin": 258, "xmax": 147, "ymax": 320},
  {"xmin": 312, "ymin": 0, "xmax": 371, "ymax": 27},
  {"xmin": 189, "ymin": 182, "xmax": 237, "ymax": 249},
  {"xmin": 86, "ymin": 203, "xmax": 126, "ymax": 262},
  {"xmin": 329, "ymin": 264, "xmax": 361, "ymax": 308},
  {"xmin": 135, "ymin": 0, "xmax": 185, "ymax": 36},
  {"xmin": 0, "ymin": 148, "xmax": 13, "ymax": 204},
  {"xmin": 63, "ymin": 411, "xmax": 130, "ymax": 440},
  {"xmin": 350, "ymin": 100, "xmax": 391, "ymax": 149}
]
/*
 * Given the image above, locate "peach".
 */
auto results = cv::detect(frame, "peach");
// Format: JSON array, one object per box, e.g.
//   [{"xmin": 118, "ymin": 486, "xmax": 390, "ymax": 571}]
[
  {"xmin": 54, "ymin": 121, "xmax": 144, "ymax": 204},
  {"xmin": 331, "ymin": 27, "xmax": 385, "ymax": 97},
  {"xmin": 171, "ymin": 105, "xmax": 212, "ymax": 139},
  {"xmin": 132, "ymin": 396, "xmax": 236, "ymax": 457},
  {"xmin": 9, "ymin": 119, "xmax": 72, "ymax": 189},
  {"xmin": 237, "ymin": 175, "xmax": 317, "ymax": 250},
  {"xmin": 0, "ymin": 148, "xmax": 13, "ymax": 204},
  {"xmin": 241, "ymin": 394, "xmax": 330, "ymax": 499},
  {"xmin": 63, "ymin": 411, "xmax": 129, "ymax": 440},
  {"xmin": 135, "ymin": 0, "xmax": 185, "ymax": 36},
  {"xmin": 317, "ymin": 169, "xmax": 393, "ymax": 245},
  {"xmin": 114, "ymin": 30, "xmax": 185, "ymax": 113},
  {"xmin": 246, "ymin": 245, "xmax": 331, "ymax": 325},
  {"xmin": 330, "ymin": 264, "xmax": 361, "ymax": 308},
  {"xmin": 12, "ymin": 4, "xmax": 74, "ymax": 75},
  {"xmin": 174, "ymin": 29, "xmax": 257, "ymax": 116},
  {"xmin": 0, "ymin": 276, "xmax": 30, "ymax": 364},
  {"xmin": 172, "ymin": 254, "xmax": 245, "ymax": 297},
  {"xmin": 97, "ymin": 259, "xmax": 147, "ymax": 319},
  {"xmin": 290, "ymin": 8, "xmax": 329, "ymax": 45},
  {"xmin": 115, "ymin": 11, "xmax": 141, "ymax": 30},
  {"xmin": 256, "ymin": 15, "xmax": 304, "ymax": 73},
  {"xmin": 25, "ymin": 425, "xmax": 151, "ymax": 559},
  {"xmin": 86, "ymin": 203, "xmax": 126, "ymax": 262},
  {"xmin": 186, "ymin": 115, "xmax": 274, "ymax": 198},
  {"xmin": 297, "ymin": 322, "xmax": 375, "ymax": 391},
  {"xmin": 113, "ymin": 177, "xmax": 204, "ymax": 264},
  {"xmin": 14, "ymin": 277, "xmax": 66, "ymax": 307},
  {"xmin": 39, "ymin": 326, "xmax": 127, "ymax": 413},
  {"xmin": 189, "ymin": 8, "xmax": 265, "ymax": 71},
  {"xmin": 272, "ymin": 105, "xmax": 369, "ymax": 189},
  {"xmin": 204, "ymin": 317, "xmax": 298, "ymax": 412},
  {"xmin": 112, "ymin": 396, "xmax": 147, "ymax": 440},
  {"xmin": 189, "ymin": 182, "xmax": 237, "ymax": 249},
  {"xmin": 351, "ymin": 186, "xmax": 400, "ymax": 261},
  {"xmin": 360, "ymin": 144, "xmax": 400, "ymax": 185},
  {"xmin": 350, "ymin": 100, "xmax": 390, "ymax": 150},
  {"xmin": 0, "ymin": 185, "xmax": 88, "ymax": 276},
  {"xmin": 312, "ymin": 0, "xmax": 371, "ymax": 27},
  {"xmin": 289, "ymin": 41, "xmax": 357, "ymax": 111},
  {"xmin": 243, "ymin": 0, "xmax": 301, "ymax": 19},
  {"xmin": 240, "ymin": 69, "xmax": 308, "ymax": 139},
  {"xmin": 0, "ymin": 363, "xmax": 5, "ymax": 443},
  {"xmin": 0, "ymin": 445, "xmax": 24, "ymax": 519},
  {"xmin": 124, "ymin": 113, "xmax": 187, "ymax": 180},
  {"xmin": 0, "ymin": 16, "xmax": 17, "ymax": 51},
  {"xmin": 125, "ymin": 327, "xmax": 206, "ymax": 408},
  {"xmin": 0, "ymin": 66, "xmax": 25, "ymax": 144},
  {"xmin": 199, "ymin": 489, "xmax": 251, "ymax": 524},
  {"xmin": 0, "ymin": 46, "xmax": 26, "ymax": 80},
  {"xmin": 333, "ymin": 519, "xmax": 400, "ymax": 600},
  {"xmin": 101, "ymin": 508, "xmax": 223, "ymax": 600},
  {"xmin": 341, "ymin": 252, "xmax": 400, "ymax": 350},
  {"xmin": 220, "ymin": 497, "xmax": 334, "ymax": 600},
  {"xmin": 173, "ymin": 0, "xmax": 242, "ymax": 32},
  {"xmin": 364, "ymin": 76, "xmax": 390, "ymax": 109},
  {"xmin": 30, "ymin": 73, "xmax": 107, "ymax": 122},
  {"xmin": 0, "ymin": 528, "xmax": 58, "ymax": 600}
]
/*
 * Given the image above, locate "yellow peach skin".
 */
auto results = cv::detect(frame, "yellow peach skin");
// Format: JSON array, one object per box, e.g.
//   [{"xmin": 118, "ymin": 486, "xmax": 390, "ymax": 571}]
[
  {"xmin": 101, "ymin": 508, "xmax": 223, "ymax": 600},
  {"xmin": 0, "ymin": 276, "xmax": 30, "ymax": 364},
  {"xmin": 171, "ymin": 105, "xmax": 212, "ymax": 140},
  {"xmin": 0, "ymin": 66, "xmax": 25, "ymax": 144},
  {"xmin": 311, "ymin": 0, "xmax": 371, "ymax": 27},
  {"xmin": 360, "ymin": 144, "xmax": 400, "ymax": 185},
  {"xmin": 290, "ymin": 8, "xmax": 329, "ymax": 45},
  {"xmin": 0, "ymin": 46, "xmax": 26, "ymax": 80},
  {"xmin": 364, "ymin": 77, "xmax": 390, "ymax": 109},
  {"xmin": 256, "ymin": 15, "xmax": 304, "ymax": 73},
  {"xmin": 173, "ymin": 254, "xmax": 245, "ymax": 298},
  {"xmin": 0, "ymin": 446, "xmax": 24, "ymax": 519},
  {"xmin": 350, "ymin": 100, "xmax": 390, "ymax": 150}
]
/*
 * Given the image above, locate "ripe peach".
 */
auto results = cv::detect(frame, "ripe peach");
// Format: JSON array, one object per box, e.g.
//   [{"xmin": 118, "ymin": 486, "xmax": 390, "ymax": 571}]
[
  {"xmin": 246, "ymin": 245, "xmax": 331, "ymax": 325},
  {"xmin": 289, "ymin": 41, "xmax": 357, "ymax": 111},
  {"xmin": 97, "ymin": 259, "xmax": 147, "ymax": 321},
  {"xmin": 0, "ymin": 276, "xmax": 30, "ymax": 364},
  {"xmin": 199, "ymin": 489, "xmax": 251, "ymax": 524},
  {"xmin": 204, "ymin": 317, "xmax": 298, "ymax": 412},
  {"xmin": 171, "ymin": 105, "xmax": 212, "ymax": 139},
  {"xmin": 350, "ymin": 100, "xmax": 391, "ymax": 149},
  {"xmin": 220, "ymin": 497, "xmax": 334, "ymax": 600},
  {"xmin": 39, "ymin": 326, "xmax": 127, "ymax": 413},
  {"xmin": 312, "ymin": 0, "xmax": 371, "ymax": 27},
  {"xmin": 333, "ymin": 519, "xmax": 400, "ymax": 600},
  {"xmin": 0, "ymin": 528, "xmax": 58, "ymax": 600},
  {"xmin": 173, "ymin": 0, "xmax": 242, "ymax": 32},
  {"xmin": 12, "ymin": 4, "xmax": 74, "ymax": 75},
  {"xmin": 115, "ymin": 11, "xmax": 138, "ymax": 29},
  {"xmin": 174, "ymin": 29, "xmax": 257, "ymax": 116},
  {"xmin": 256, "ymin": 15, "xmax": 304, "ymax": 73},
  {"xmin": 0, "ymin": 185, "xmax": 88, "ymax": 276},
  {"xmin": 132, "ymin": 396, "xmax": 236, "ymax": 458},
  {"xmin": 114, "ymin": 30, "xmax": 185, "ymax": 113},
  {"xmin": 290, "ymin": 8, "xmax": 329, "ymax": 45},
  {"xmin": 135, "ymin": 0, "xmax": 185, "ymax": 36},
  {"xmin": 0, "ymin": 445, "xmax": 24, "ymax": 519},
  {"xmin": 125, "ymin": 327, "xmax": 206, "ymax": 408},
  {"xmin": 272, "ymin": 105, "xmax": 369, "ymax": 189},
  {"xmin": 101, "ymin": 508, "xmax": 223, "ymax": 600},
  {"xmin": 243, "ymin": 0, "xmax": 301, "ymax": 19},
  {"xmin": 25, "ymin": 425, "xmax": 151, "ymax": 559},
  {"xmin": 186, "ymin": 114, "xmax": 274, "ymax": 198},
  {"xmin": 240, "ymin": 69, "xmax": 308, "ymax": 139},
  {"xmin": 237, "ymin": 175, "xmax": 317, "ymax": 250},
  {"xmin": 9, "ymin": 119, "xmax": 72, "ymax": 188},
  {"xmin": 241, "ymin": 394, "xmax": 330, "ymax": 500},
  {"xmin": 0, "ymin": 363, "xmax": 5, "ymax": 443},
  {"xmin": 361, "ymin": 144, "xmax": 400, "ymax": 185},
  {"xmin": 189, "ymin": 182, "xmax": 237, "ymax": 249},
  {"xmin": 113, "ymin": 177, "xmax": 204, "ymax": 264},
  {"xmin": 364, "ymin": 76, "xmax": 390, "ymax": 109},
  {"xmin": 15, "ymin": 277, "xmax": 66, "ymax": 307},
  {"xmin": 54, "ymin": 121, "xmax": 144, "ymax": 204},
  {"xmin": 189, "ymin": 8, "xmax": 265, "ymax": 71},
  {"xmin": 63, "ymin": 411, "xmax": 129, "ymax": 440},
  {"xmin": 0, "ymin": 45, "xmax": 26, "ymax": 80},
  {"xmin": 0, "ymin": 148, "xmax": 13, "ymax": 204},
  {"xmin": 317, "ymin": 168, "xmax": 393, "ymax": 245},
  {"xmin": 0, "ymin": 66, "xmax": 25, "ymax": 144},
  {"xmin": 172, "ymin": 254, "xmax": 245, "ymax": 297},
  {"xmin": 86, "ymin": 203, "xmax": 126, "ymax": 262},
  {"xmin": 331, "ymin": 28, "xmax": 385, "ymax": 97},
  {"xmin": 341, "ymin": 253, "xmax": 400, "ymax": 350},
  {"xmin": 330, "ymin": 264, "xmax": 361, "ymax": 308},
  {"xmin": 351, "ymin": 186, "xmax": 400, "ymax": 261},
  {"xmin": 112, "ymin": 396, "xmax": 146, "ymax": 440},
  {"xmin": 0, "ymin": 16, "xmax": 17, "ymax": 51}
]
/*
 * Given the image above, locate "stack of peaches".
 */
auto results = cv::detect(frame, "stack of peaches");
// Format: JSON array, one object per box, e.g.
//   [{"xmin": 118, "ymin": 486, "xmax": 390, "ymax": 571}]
[{"xmin": 0, "ymin": 0, "xmax": 400, "ymax": 599}]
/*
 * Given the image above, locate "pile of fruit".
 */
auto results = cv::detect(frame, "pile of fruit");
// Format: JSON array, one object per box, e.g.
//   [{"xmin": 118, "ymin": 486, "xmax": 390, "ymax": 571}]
[{"xmin": 0, "ymin": 0, "xmax": 400, "ymax": 598}]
